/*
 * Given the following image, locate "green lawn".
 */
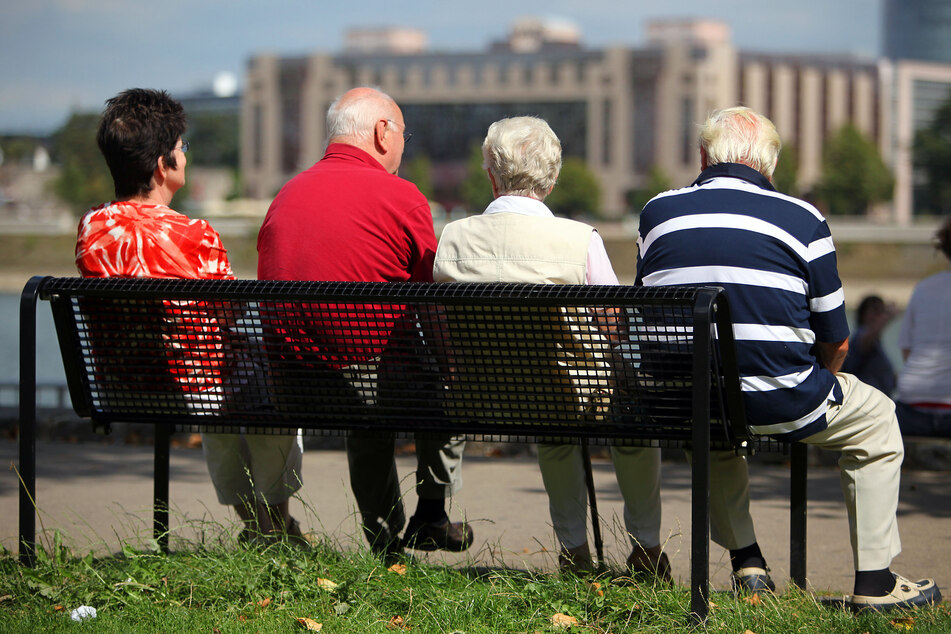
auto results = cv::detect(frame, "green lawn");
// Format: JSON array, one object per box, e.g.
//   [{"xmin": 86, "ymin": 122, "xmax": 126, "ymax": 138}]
[{"xmin": 2, "ymin": 532, "xmax": 948, "ymax": 633}]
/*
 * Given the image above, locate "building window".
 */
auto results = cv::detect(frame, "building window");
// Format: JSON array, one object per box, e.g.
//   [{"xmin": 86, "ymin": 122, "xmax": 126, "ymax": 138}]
[{"xmin": 681, "ymin": 97, "xmax": 694, "ymax": 165}]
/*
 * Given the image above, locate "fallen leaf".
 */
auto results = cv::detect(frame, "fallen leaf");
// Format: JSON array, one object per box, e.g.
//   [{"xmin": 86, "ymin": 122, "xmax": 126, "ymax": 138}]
[
  {"xmin": 213, "ymin": 628, "xmax": 222, "ymax": 634},
  {"xmin": 53, "ymin": 605, "xmax": 65, "ymax": 612},
  {"xmin": 317, "ymin": 578, "xmax": 339, "ymax": 591},
  {"xmin": 743, "ymin": 630, "xmax": 757, "ymax": 634},
  {"xmin": 238, "ymin": 615, "xmax": 247, "ymax": 622},
  {"xmin": 744, "ymin": 593, "xmax": 763, "ymax": 605},
  {"xmin": 590, "ymin": 581, "xmax": 604, "ymax": 596},
  {"xmin": 387, "ymin": 614, "xmax": 408, "ymax": 629},
  {"xmin": 258, "ymin": 597, "xmax": 272, "ymax": 608},
  {"xmin": 890, "ymin": 617, "xmax": 915, "ymax": 630},
  {"xmin": 388, "ymin": 563, "xmax": 408, "ymax": 575},
  {"xmin": 552, "ymin": 613, "xmax": 578, "ymax": 629},
  {"xmin": 296, "ymin": 617, "xmax": 323, "ymax": 631}
]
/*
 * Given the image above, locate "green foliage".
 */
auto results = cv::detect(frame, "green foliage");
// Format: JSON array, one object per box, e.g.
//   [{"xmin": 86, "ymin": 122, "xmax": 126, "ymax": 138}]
[
  {"xmin": 0, "ymin": 136, "xmax": 43, "ymax": 164},
  {"xmin": 50, "ymin": 112, "xmax": 114, "ymax": 214},
  {"xmin": 628, "ymin": 166, "xmax": 674, "ymax": 213},
  {"xmin": 546, "ymin": 156, "xmax": 602, "ymax": 219},
  {"xmin": 460, "ymin": 143, "xmax": 493, "ymax": 214},
  {"xmin": 815, "ymin": 125, "xmax": 893, "ymax": 215},
  {"xmin": 772, "ymin": 145, "xmax": 800, "ymax": 197},
  {"xmin": 402, "ymin": 153, "xmax": 434, "ymax": 200},
  {"xmin": 186, "ymin": 112, "xmax": 239, "ymax": 168},
  {"xmin": 914, "ymin": 93, "xmax": 951, "ymax": 215}
]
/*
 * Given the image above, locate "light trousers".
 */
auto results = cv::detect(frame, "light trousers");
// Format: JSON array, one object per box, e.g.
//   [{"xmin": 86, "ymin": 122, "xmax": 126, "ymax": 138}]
[
  {"xmin": 537, "ymin": 443, "xmax": 662, "ymax": 551},
  {"xmin": 706, "ymin": 372, "xmax": 903, "ymax": 571},
  {"xmin": 202, "ymin": 431, "xmax": 304, "ymax": 506}
]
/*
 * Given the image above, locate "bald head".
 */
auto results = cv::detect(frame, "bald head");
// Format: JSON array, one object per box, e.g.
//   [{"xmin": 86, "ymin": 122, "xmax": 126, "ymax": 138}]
[{"xmin": 326, "ymin": 87, "xmax": 406, "ymax": 174}]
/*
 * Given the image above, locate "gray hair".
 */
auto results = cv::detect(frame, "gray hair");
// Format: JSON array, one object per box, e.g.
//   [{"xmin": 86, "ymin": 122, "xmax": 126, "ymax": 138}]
[
  {"xmin": 483, "ymin": 116, "xmax": 562, "ymax": 199},
  {"xmin": 326, "ymin": 87, "xmax": 398, "ymax": 145},
  {"xmin": 699, "ymin": 106, "xmax": 782, "ymax": 178}
]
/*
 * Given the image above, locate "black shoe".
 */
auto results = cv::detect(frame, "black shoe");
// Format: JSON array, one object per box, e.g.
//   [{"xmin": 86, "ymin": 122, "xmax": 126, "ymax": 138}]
[
  {"xmin": 401, "ymin": 516, "xmax": 474, "ymax": 552},
  {"xmin": 731, "ymin": 566, "xmax": 776, "ymax": 594},
  {"xmin": 848, "ymin": 574, "xmax": 942, "ymax": 612}
]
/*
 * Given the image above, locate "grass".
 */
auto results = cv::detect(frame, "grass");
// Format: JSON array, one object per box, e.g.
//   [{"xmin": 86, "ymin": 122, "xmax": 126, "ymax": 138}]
[{"xmin": 1, "ymin": 529, "xmax": 949, "ymax": 633}]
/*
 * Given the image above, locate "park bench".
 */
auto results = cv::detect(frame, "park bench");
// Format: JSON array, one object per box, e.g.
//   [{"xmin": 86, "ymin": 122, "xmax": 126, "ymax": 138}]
[{"xmin": 18, "ymin": 275, "xmax": 808, "ymax": 620}]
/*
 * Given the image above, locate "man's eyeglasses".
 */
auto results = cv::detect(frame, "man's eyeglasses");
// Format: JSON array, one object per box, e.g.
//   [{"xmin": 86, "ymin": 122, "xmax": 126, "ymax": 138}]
[
  {"xmin": 177, "ymin": 141, "xmax": 190, "ymax": 153},
  {"xmin": 386, "ymin": 120, "xmax": 412, "ymax": 143}
]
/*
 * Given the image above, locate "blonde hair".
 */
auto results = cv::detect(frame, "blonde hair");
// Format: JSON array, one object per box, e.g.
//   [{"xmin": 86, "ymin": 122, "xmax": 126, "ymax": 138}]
[
  {"xmin": 699, "ymin": 107, "xmax": 782, "ymax": 178},
  {"xmin": 483, "ymin": 116, "xmax": 561, "ymax": 199}
]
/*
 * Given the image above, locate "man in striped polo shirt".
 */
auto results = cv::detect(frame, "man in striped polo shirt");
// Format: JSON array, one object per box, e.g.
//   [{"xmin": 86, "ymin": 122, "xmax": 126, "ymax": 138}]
[{"xmin": 636, "ymin": 107, "xmax": 940, "ymax": 612}]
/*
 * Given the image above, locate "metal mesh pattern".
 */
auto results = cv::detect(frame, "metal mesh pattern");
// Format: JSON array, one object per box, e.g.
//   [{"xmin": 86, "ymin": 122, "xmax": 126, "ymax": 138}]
[{"xmin": 42, "ymin": 277, "xmax": 749, "ymax": 447}]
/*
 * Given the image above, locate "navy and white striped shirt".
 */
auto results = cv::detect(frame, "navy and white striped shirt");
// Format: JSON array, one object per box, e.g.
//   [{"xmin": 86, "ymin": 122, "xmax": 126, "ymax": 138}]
[{"xmin": 636, "ymin": 162, "xmax": 849, "ymax": 441}]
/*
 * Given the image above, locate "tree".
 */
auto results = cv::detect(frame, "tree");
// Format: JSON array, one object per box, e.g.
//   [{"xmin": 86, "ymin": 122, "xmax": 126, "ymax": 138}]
[
  {"xmin": 546, "ymin": 157, "xmax": 602, "ymax": 219},
  {"xmin": 772, "ymin": 145, "xmax": 800, "ymax": 198},
  {"xmin": 913, "ymin": 94, "xmax": 951, "ymax": 215},
  {"xmin": 50, "ymin": 112, "xmax": 114, "ymax": 214},
  {"xmin": 814, "ymin": 125, "xmax": 893, "ymax": 215},
  {"xmin": 403, "ymin": 153, "xmax": 434, "ymax": 200},
  {"xmin": 187, "ymin": 112, "xmax": 239, "ymax": 168},
  {"xmin": 460, "ymin": 143, "xmax": 493, "ymax": 214},
  {"xmin": 628, "ymin": 166, "xmax": 673, "ymax": 213}
]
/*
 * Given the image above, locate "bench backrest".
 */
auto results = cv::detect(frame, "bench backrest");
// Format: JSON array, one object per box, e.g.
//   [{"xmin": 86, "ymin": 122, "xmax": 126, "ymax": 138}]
[{"xmin": 39, "ymin": 277, "xmax": 749, "ymax": 448}]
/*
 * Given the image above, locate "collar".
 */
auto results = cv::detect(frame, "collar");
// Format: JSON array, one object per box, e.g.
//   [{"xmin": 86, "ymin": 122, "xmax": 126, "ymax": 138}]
[
  {"xmin": 483, "ymin": 195, "xmax": 554, "ymax": 217},
  {"xmin": 692, "ymin": 162, "xmax": 776, "ymax": 192},
  {"xmin": 322, "ymin": 142, "xmax": 387, "ymax": 172}
]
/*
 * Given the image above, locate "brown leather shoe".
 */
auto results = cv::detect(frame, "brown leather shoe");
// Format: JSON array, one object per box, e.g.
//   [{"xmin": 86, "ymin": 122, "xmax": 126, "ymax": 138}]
[
  {"xmin": 627, "ymin": 544, "xmax": 672, "ymax": 583},
  {"xmin": 559, "ymin": 543, "xmax": 594, "ymax": 574},
  {"xmin": 402, "ymin": 516, "xmax": 474, "ymax": 552}
]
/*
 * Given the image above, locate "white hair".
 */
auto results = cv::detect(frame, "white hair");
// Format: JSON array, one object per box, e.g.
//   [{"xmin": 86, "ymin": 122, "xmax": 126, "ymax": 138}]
[
  {"xmin": 326, "ymin": 87, "xmax": 398, "ymax": 145},
  {"xmin": 699, "ymin": 106, "xmax": 782, "ymax": 178},
  {"xmin": 482, "ymin": 116, "xmax": 562, "ymax": 199}
]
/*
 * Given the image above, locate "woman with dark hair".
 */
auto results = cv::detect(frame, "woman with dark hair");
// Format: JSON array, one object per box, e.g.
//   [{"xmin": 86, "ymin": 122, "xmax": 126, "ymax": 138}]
[
  {"xmin": 894, "ymin": 216, "xmax": 951, "ymax": 437},
  {"xmin": 75, "ymin": 88, "xmax": 306, "ymax": 543}
]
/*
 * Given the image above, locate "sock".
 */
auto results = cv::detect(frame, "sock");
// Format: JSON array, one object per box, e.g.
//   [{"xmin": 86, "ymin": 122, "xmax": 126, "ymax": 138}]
[
  {"xmin": 854, "ymin": 568, "xmax": 895, "ymax": 597},
  {"xmin": 412, "ymin": 497, "xmax": 447, "ymax": 523},
  {"xmin": 729, "ymin": 543, "xmax": 766, "ymax": 571}
]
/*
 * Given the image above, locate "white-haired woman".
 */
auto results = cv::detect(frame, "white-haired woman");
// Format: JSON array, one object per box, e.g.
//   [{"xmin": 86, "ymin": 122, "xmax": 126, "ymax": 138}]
[{"xmin": 433, "ymin": 116, "xmax": 669, "ymax": 578}]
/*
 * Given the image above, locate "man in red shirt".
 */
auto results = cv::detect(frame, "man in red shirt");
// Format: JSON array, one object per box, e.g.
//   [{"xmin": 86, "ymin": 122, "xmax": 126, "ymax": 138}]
[
  {"xmin": 258, "ymin": 87, "xmax": 471, "ymax": 559},
  {"xmin": 77, "ymin": 88, "xmax": 305, "ymax": 544}
]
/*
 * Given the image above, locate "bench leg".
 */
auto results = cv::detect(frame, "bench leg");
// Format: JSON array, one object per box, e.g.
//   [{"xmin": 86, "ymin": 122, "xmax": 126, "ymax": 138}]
[
  {"xmin": 690, "ymin": 443, "xmax": 711, "ymax": 622},
  {"xmin": 154, "ymin": 423, "xmax": 171, "ymax": 553},
  {"xmin": 790, "ymin": 442, "xmax": 808, "ymax": 588},
  {"xmin": 18, "ymin": 277, "xmax": 42, "ymax": 568}
]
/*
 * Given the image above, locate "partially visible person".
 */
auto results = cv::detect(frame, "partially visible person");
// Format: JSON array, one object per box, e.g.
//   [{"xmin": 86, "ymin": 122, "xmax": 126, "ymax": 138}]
[
  {"xmin": 637, "ymin": 106, "xmax": 940, "ymax": 611},
  {"xmin": 75, "ymin": 88, "xmax": 305, "ymax": 543},
  {"xmin": 841, "ymin": 295, "xmax": 898, "ymax": 396},
  {"xmin": 433, "ymin": 116, "xmax": 669, "ymax": 578},
  {"xmin": 257, "ymin": 86, "xmax": 472, "ymax": 560},
  {"xmin": 894, "ymin": 216, "xmax": 951, "ymax": 437}
]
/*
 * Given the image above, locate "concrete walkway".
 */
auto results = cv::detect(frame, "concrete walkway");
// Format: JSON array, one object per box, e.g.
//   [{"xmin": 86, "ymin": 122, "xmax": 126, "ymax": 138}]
[{"xmin": 2, "ymin": 439, "xmax": 950, "ymax": 598}]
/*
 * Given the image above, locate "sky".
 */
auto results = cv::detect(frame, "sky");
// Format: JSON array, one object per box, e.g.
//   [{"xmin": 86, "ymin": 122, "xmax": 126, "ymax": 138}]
[{"xmin": 0, "ymin": 0, "xmax": 883, "ymax": 134}]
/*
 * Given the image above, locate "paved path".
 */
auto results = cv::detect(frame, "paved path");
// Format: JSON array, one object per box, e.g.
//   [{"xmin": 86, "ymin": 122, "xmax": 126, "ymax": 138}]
[{"xmin": 2, "ymin": 440, "xmax": 950, "ymax": 598}]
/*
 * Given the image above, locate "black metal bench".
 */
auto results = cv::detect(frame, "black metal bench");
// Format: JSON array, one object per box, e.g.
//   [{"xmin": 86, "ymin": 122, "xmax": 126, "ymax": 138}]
[{"xmin": 18, "ymin": 275, "xmax": 808, "ymax": 620}]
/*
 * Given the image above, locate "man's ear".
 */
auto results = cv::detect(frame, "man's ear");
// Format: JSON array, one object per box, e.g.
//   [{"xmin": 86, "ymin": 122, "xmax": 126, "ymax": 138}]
[{"xmin": 373, "ymin": 119, "xmax": 389, "ymax": 154}]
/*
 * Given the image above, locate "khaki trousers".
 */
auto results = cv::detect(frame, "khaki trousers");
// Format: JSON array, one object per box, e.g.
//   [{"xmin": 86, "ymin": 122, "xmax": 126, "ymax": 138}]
[
  {"xmin": 538, "ymin": 444, "xmax": 662, "ymax": 551},
  {"xmin": 706, "ymin": 372, "xmax": 903, "ymax": 571}
]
